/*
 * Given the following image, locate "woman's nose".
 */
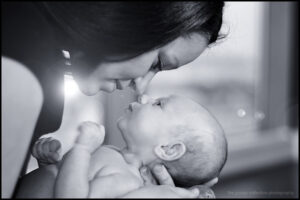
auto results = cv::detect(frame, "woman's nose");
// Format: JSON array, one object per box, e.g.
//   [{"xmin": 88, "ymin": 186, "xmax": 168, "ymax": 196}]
[{"xmin": 134, "ymin": 69, "xmax": 157, "ymax": 95}]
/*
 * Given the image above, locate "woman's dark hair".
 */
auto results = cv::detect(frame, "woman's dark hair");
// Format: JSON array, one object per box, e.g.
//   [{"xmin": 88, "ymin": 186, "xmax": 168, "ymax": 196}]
[{"xmin": 39, "ymin": 1, "xmax": 224, "ymax": 63}]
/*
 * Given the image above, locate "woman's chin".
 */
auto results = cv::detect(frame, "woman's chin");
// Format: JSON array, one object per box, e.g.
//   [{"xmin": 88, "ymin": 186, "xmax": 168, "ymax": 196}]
[
  {"xmin": 99, "ymin": 84, "xmax": 116, "ymax": 93},
  {"xmin": 77, "ymin": 84, "xmax": 100, "ymax": 96}
]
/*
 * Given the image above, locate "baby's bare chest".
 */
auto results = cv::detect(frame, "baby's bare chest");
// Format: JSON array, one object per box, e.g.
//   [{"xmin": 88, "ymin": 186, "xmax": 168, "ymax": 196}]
[{"xmin": 88, "ymin": 146, "xmax": 144, "ymax": 196}]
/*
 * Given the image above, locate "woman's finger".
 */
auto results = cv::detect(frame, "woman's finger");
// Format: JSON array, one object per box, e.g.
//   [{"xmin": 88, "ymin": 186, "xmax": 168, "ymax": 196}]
[
  {"xmin": 152, "ymin": 164, "xmax": 175, "ymax": 186},
  {"xmin": 189, "ymin": 185, "xmax": 216, "ymax": 198},
  {"xmin": 171, "ymin": 187, "xmax": 199, "ymax": 198},
  {"xmin": 140, "ymin": 166, "xmax": 157, "ymax": 185},
  {"xmin": 203, "ymin": 177, "xmax": 218, "ymax": 187}
]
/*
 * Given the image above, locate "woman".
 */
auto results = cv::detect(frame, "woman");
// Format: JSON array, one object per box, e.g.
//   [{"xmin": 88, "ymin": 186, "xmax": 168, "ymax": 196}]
[{"xmin": 2, "ymin": 1, "xmax": 224, "ymax": 198}]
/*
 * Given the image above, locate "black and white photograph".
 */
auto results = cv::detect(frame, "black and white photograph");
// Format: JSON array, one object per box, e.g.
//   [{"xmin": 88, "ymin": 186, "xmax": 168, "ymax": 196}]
[{"xmin": 1, "ymin": 1, "xmax": 299, "ymax": 198}]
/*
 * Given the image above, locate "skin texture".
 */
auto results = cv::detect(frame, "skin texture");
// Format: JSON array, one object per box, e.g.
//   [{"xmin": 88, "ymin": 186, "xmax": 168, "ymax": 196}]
[{"xmin": 71, "ymin": 33, "xmax": 208, "ymax": 96}]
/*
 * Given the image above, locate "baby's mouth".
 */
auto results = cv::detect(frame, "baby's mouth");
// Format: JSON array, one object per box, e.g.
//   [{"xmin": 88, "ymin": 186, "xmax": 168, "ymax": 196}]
[{"xmin": 128, "ymin": 103, "xmax": 135, "ymax": 112}]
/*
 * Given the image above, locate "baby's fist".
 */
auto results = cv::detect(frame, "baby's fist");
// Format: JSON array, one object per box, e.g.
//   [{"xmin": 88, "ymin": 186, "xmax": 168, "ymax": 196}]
[{"xmin": 75, "ymin": 121, "xmax": 105, "ymax": 153}]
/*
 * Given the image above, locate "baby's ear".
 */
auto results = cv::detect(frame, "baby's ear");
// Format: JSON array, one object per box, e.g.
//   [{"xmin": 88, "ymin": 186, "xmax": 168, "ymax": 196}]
[{"xmin": 154, "ymin": 141, "xmax": 186, "ymax": 161}]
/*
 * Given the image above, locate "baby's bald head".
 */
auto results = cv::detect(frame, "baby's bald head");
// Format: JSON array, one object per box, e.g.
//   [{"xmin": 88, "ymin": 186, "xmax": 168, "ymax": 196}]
[
  {"xmin": 118, "ymin": 94, "xmax": 227, "ymax": 186},
  {"xmin": 161, "ymin": 101, "xmax": 228, "ymax": 187}
]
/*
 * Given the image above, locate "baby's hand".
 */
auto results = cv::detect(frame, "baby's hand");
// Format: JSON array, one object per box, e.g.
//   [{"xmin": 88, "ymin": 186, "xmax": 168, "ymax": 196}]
[
  {"xmin": 32, "ymin": 137, "xmax": 62, "ymax": 167},
  {"xmin": 75, "ymin": 121, "xmax": 105, "ymax": 153}
]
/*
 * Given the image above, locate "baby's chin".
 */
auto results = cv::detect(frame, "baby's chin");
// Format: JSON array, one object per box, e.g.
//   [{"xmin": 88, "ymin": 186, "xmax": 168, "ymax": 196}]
[
  {"xmin": 116, "ymin": 118, "xmax": 133, "ymax": 147},
  {"xmin": 116, "ymin": 116, "xmax": 126, "ymax": 131},
  {"xmin": 116, "ymin": 115, "xmax": 131, "ymax": 138}
]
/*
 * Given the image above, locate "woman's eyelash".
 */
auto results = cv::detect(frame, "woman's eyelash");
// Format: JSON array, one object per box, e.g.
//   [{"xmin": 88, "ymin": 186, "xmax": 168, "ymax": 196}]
[{"xmin": 152, "ymin": 57, "xmax": 164, "ymax": 71}]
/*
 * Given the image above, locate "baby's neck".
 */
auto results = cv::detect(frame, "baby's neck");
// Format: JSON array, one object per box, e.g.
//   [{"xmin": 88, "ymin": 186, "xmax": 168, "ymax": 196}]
[
  {"xmin": 102, "ymin": 145, "xmax": 143, "ymax": 170},
  {"xmin": 120, "ymin": 147, "xmax": 143, "ymax": 169},
  {"xmin": 103, "ymin": 145, "xmax": 160, "ymax": 172}
]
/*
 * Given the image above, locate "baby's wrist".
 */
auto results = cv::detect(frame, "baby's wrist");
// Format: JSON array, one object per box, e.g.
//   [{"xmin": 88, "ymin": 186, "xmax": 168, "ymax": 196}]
[{"xmin": 73, "ymin": 143, "xmax": 93, "ymax": 154}]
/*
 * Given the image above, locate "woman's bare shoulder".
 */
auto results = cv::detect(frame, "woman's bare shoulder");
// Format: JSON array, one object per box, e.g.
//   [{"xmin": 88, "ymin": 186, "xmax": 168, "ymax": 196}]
[{"xmin": 2, "ymin": 56, "xmax": 43, "ymax": 198}]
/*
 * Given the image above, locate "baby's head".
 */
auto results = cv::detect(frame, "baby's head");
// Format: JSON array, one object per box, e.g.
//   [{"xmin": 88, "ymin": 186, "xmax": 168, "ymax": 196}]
[{"xmin": 117, "ymin": 95, "xmax": 227, "ymax": 187}]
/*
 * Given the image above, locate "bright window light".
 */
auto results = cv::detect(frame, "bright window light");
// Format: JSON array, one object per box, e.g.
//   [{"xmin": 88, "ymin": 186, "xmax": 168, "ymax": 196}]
[
  {"xmin": 62, "ymin": 50, "xmax": 70, "ymax": 59},
  {"xmin": 64, "ymin": 74, "xmax": 79, "ymax": 97}
]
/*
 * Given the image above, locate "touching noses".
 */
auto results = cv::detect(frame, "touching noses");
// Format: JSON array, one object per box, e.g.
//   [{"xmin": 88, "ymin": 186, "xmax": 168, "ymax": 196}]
[
  {"xmin": 133, "ymin": 69, "xmax": 158, "ymax": 95},
  {"xmin": 137, "ymin": 94, "xmax": 156, "ymax": 104}
]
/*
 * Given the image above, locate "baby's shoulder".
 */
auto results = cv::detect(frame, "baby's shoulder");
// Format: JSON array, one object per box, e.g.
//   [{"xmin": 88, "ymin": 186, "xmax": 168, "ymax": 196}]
[{"xmin": 89, "ymin": 145, "xmax": 127, "ymax": 176}]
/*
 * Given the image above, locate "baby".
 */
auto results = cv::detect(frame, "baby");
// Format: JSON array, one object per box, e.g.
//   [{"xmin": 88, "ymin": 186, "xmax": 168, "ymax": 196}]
[{"xmin": 17, "ymin": 95, "xmax": 227, "ymax": 198}]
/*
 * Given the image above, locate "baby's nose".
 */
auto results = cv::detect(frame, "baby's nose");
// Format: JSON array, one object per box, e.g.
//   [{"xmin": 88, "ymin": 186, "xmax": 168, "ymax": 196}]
[{"xmin": 129, "ymin": 102, "xmax": 140, "ymax": 111}]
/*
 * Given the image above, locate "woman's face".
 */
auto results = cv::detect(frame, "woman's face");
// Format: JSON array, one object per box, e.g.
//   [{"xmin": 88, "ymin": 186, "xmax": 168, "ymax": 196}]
[{"xmin": 72, "ymin": 33, "xmax": 208, "ymax": 96}]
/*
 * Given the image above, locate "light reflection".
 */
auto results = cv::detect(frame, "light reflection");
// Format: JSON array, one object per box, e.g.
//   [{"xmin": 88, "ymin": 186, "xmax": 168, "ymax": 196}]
[
  {"xmin": 62, "ymin": 50, "xmax": 70, "ymax": 59},
  {"xmin": 254, "ymin": 111, "xmax": 265, "ymax": 120},
  {"xmin": 237, "ymin": 109, "xmax": 246, "ymax": 118},
  {"xmin": 64, "ymin": 74, "xmax": 79, "ymax": 98}
]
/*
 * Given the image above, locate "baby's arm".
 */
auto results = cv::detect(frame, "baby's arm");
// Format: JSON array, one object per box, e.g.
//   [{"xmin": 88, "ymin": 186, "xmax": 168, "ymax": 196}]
[{"xmin": 54, "ymin": 122, "xmax": 105, "ymax": 198}]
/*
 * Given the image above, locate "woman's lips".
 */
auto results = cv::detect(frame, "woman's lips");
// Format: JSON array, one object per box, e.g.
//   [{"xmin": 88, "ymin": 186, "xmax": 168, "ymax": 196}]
[{"xmin": 116, "ymin": 79, "xmax": 122, "ymax": 90}]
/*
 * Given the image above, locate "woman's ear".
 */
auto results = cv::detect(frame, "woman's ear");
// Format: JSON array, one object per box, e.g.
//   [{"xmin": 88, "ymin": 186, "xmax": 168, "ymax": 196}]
[{"xmin": 154, "ymin": 141, "xmax": 186, "ymax": 161}]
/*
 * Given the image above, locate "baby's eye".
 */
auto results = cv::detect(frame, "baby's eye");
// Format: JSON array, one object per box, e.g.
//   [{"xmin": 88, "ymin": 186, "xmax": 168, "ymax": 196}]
[{"xmin": 153, "ymin": 100, "xmax": 162, "ymax": 107}]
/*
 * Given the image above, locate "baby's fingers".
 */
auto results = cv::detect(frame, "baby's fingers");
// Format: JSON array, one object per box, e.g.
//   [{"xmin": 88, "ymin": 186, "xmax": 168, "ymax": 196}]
[
  {"xmin": 36, "ymin": 139, "xmax": 47, "ymax": 161},
  {"xmin": 49, "ymin": 139, "xmax": 61, "ymax": 153}
]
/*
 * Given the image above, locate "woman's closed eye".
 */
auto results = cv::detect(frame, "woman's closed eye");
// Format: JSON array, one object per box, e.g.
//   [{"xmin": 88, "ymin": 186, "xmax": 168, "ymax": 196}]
[{"xmin": 151, "ymin": 56, "xmax": 164, "ymax": 72}]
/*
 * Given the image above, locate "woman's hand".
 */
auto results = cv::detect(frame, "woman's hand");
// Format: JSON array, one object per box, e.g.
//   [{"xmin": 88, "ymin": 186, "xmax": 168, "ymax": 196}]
[
  {"xmin": 139, "ymin": 164, "xmax": 218, "ymax": 198},
  {"xmin": 140, "ymin": 164, "xmax": 174, "ymax": 186},
  {"xmin": 135, "ymin": 164, "xmax": 197, "ymax": 198}
]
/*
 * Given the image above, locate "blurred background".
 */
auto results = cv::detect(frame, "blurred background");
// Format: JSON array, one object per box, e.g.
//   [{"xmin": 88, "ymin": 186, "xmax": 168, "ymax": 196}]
[{"xmin": 23, "ymin": 2, "xmax": 298, "ymax": 198}]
